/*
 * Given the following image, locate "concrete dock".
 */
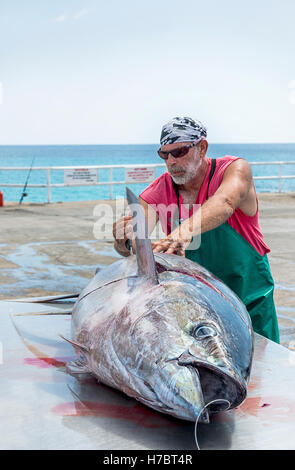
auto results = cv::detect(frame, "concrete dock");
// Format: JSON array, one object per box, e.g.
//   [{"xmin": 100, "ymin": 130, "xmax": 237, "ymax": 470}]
[
  {"xmin": 0, "ymin": 193, "xmax": 294, "ymax": 349},
  {"xmin": 1, "ymin": 300, "xmax": 294, "ymax": 450}
]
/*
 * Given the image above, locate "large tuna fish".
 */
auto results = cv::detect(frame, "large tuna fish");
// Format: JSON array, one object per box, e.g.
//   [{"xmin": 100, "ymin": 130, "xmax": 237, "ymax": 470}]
[{"xmin": 65, "ymin": 188, "xmax": 253, "ymax": 422}]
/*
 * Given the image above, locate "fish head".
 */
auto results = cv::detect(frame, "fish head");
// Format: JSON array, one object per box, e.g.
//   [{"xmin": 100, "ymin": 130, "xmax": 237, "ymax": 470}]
[{"xmin": 126, "ymin": 272, "xmax": 253, "ymax": 422}]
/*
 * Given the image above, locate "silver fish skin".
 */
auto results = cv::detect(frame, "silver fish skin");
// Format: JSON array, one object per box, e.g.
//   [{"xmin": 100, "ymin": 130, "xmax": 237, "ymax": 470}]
[
  {"xmin": 66, "ymin": 187, "xmax": 253, "ymax": 422},
  {"xmin": 68, "ymin": 251, "xmax": 253, "ymax": 422}
]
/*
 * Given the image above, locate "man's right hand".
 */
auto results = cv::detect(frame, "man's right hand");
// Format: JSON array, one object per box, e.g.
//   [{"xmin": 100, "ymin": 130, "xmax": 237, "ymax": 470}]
[{"xmin": 113, "ymin": 215, "xmax": 133, "ymax": 257}]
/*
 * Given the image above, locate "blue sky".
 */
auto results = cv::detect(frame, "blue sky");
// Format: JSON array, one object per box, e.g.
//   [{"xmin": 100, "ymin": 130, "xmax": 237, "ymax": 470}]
[{"xmin": 0, "ymin": 0, "xmax": 295, "ymax": 144}]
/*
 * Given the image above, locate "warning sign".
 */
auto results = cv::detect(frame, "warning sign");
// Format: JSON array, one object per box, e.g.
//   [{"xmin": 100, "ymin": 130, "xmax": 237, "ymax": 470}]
[
  {"xmin": 125, "ymin": 167, "xmax": 155, "ymax": 184},
  {"xmin": 64, "ymin": 168, "xmax": 98, "ymax": 185}
]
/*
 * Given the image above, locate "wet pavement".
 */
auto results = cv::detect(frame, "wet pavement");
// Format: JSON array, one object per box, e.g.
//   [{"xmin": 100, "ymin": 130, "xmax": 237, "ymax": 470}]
[
  {"xmin": 0, "ymin": 240, "xmax": 120, "ymax": 298},
  {"xmin": 0, "ymin": 194, "xmax": 294, "ymax": 350}
]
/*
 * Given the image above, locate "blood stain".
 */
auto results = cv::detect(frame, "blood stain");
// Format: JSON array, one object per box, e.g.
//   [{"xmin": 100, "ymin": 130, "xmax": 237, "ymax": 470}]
[
  {"xmin": 52, "ymin": 400, "xmax": 180, "ymax": 429},
  {"xmin": 236, "ymin": 396, "xmax": 295, "ymax": 422},
  {"xmin": 24, "ymin": 357, "xmax": 72, "ymax": 368}
]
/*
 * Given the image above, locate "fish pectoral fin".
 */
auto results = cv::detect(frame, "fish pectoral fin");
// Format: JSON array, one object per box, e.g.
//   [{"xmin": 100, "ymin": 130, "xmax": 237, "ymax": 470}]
[
  {"xmin": 11, "ymin": 310, "xmax": 72, "ymax": 317},
  {"xmin": 59, "ymin": 334, "xmax": 89, "ymax": 354},
  {"xmin": 66, "ymin": 359, "xmax": 92, "ymax": 377},
  {"xmin": 9, "ymin": 293, "xmax": 79, "ymax": 303}
]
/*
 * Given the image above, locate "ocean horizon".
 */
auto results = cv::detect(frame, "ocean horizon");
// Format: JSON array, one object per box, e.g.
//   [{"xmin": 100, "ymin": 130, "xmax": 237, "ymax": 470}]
[{"xmin": 0, "ymin": 143, "xmax": 295, "ymax": 202}]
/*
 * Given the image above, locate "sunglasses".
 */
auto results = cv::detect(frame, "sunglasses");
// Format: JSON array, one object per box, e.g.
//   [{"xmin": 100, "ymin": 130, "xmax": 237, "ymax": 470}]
[{"xmin": 157, "ymin": 142, "xmax": 199, "ymax": 160}]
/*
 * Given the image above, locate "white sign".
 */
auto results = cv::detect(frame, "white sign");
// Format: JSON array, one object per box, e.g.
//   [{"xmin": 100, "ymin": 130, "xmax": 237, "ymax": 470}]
[
  {"xmin": 125, "ymin": 167, "xmax": 155, "ymax": 184},
  {"xmin": 64, "ymin": 168, "xmax": 98, "ymax": 185}
]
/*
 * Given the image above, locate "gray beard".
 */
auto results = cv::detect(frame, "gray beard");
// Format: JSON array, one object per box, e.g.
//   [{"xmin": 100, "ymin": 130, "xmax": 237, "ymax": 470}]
[{"xmin": 170, "ymin": 171, "xmax": 196, "ymax": 185}]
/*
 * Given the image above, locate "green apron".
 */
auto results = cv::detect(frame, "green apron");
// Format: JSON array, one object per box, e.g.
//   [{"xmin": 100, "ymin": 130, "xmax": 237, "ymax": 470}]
[
  {"xmin": 172, "ymin": 159, "xmax": 280, "ymax": 344},
  {"xmin": 185, "ymin": 223, "xmax": 280, "ymax": 344}
]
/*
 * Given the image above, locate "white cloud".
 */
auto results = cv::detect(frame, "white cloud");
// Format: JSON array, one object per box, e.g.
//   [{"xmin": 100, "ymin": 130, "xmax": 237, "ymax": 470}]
[
  {"xmin": 73, "ymin": 8, "xmax": 90, "ymax": 20},
  {"xmin": 55, "ymin": 13, "xmax": 67, "ymax": 22},
  {"xmin": 54, "ymin": 9, "xmax": 90, "ymax": 24}
]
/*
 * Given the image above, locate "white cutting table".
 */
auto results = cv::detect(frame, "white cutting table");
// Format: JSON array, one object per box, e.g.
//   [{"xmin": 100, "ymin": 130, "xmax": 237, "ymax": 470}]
[{"xmin": 0, "ymin": 299, "xmax": 295, "ymax": 450}]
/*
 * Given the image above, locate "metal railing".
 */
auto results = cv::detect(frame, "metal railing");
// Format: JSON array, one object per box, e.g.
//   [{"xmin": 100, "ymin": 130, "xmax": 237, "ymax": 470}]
[{"xmin": 0, "ymin": 161, "xmax": 295, "ymax": 203}]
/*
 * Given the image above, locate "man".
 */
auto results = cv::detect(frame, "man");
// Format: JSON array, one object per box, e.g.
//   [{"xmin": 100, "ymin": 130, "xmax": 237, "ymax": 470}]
[{"xmin": 113, "ymin": 116, "xmax": 280, "ymax": 343}]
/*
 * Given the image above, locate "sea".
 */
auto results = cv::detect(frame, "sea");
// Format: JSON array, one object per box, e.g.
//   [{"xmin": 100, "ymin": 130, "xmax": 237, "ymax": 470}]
[{"xmin": 0, "ymin": 143, "xmax": 295, "ymax": 203}]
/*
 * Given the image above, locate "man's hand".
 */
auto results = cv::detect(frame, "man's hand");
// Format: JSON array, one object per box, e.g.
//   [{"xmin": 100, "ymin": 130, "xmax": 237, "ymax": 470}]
[
  {"xmin": 113, "ymin": 215, "xmax": 133, "ymax": 256},
  {"xmin": 112, "ymin": 198, "xmax": 159, "ymax": 257},
  {"xmin": 152, "ymin": 222, "xmax": 193, "ymax": 257}
]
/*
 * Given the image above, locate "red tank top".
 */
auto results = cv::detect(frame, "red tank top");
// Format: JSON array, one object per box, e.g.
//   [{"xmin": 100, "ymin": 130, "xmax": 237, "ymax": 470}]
[{"xmin": 139, "ymin": 156, "xmax": 270, "ymax": 256}]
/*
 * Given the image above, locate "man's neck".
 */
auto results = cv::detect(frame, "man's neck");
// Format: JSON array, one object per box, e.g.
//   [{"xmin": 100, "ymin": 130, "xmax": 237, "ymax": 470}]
[{"xmin": 177, "ymin": 157, "xmax": 209, "ymax": 193}]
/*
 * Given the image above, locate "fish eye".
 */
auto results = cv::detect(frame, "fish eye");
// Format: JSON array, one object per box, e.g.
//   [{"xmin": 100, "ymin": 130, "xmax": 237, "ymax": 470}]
[{"xmin": 193, "ymin": 324, "xmax": 217, "ymax": 339}]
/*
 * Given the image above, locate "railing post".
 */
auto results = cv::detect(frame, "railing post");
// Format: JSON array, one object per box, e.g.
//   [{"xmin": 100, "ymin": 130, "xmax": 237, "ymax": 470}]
[
  {"xmin": 109, "ymin": 168, "xmax": 113, "ymax": 200},
  {"xmin": 279, "ymin": 163, "xmax": 282, "ymax": 193},
  {"xmin": 47, "ymin": 168, "xmax": 51, "ymax": 203}
]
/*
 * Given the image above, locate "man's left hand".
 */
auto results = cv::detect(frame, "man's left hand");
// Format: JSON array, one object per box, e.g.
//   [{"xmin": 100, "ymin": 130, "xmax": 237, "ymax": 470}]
[{"xmin": 152, "ymin": 223, "xmax": 193, "ymax": 257}]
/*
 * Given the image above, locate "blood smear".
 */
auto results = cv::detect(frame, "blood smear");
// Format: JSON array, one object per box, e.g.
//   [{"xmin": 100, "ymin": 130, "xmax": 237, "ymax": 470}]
[
  {"xmin": 52, "ymin": 400, "xmax": 180, "ymax": 429},
  {"xmin": 24, "ymin": 357, "xmax": 70, "ymax": 368}
]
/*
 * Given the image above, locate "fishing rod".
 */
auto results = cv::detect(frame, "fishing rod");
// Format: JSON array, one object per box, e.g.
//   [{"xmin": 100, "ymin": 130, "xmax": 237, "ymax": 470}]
[{"xmin": 19, "ymin": 155, "xmax": 36, "ymax": 204}]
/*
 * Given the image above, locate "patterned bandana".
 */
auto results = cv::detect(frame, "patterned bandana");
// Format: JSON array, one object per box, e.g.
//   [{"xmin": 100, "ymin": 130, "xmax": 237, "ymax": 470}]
[{"xmin": 160, "ymin": 116, "xmax": 207, "ymax": 146}]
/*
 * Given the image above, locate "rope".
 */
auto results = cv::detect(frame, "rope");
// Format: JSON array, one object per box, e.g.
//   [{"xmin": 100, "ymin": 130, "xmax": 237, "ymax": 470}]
[{"xmin": 194, "ymin": 399, "xmax": 231, "ymax": 450}]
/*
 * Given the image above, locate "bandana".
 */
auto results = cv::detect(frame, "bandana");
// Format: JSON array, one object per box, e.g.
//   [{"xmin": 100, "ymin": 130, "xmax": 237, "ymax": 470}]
[{"xmin": 160, "ymin": 116, "xmax": 207, "ymax": 146}]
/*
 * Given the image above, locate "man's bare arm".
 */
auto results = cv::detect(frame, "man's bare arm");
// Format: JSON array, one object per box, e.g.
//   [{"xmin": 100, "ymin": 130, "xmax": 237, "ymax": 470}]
[
  {"xmin": 153, "ymin": 159, "xmax": 256, "ymax": 255},
  {"xmin": 197, "ymin": 158, "xmax": 256, "ymax": 235}
]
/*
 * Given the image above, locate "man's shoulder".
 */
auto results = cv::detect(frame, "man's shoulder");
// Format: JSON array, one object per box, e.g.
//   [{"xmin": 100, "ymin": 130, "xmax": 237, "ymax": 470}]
[
  {"xmin": 208, "ymin": 156, "xmax": 245, "ymax": 196},
  {"xmin": 215, "ymin": 155, "xmax": 245, "ymax": 176},
  {"xmin": 217, "ymin": 155, "xmax": 240, "ymax": 165},
  {"xmin": 139, "ymin": 172, "xmax": 172, "ymax": 205},
  {"xmin": 221, "ymin": 156, "xmax": 252, "ymax": 177}
]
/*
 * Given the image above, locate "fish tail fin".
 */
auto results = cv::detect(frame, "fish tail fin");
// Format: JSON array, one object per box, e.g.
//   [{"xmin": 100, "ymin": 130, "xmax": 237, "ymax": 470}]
[{"xmin": 126, "ymin": 187, "xmax": 158, "ymax": 284}]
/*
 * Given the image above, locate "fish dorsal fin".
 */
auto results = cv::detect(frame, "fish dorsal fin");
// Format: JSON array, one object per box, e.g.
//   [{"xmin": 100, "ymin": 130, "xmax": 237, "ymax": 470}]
[{"xmin": 126, "ymin": 188, "xmax": 158, "ymax": 285}]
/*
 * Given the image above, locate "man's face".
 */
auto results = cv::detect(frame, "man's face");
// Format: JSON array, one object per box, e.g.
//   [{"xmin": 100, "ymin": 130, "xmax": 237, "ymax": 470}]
[{"xmin": 160, "ymin": 142, "xmax": 203, "ymax": 185}]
